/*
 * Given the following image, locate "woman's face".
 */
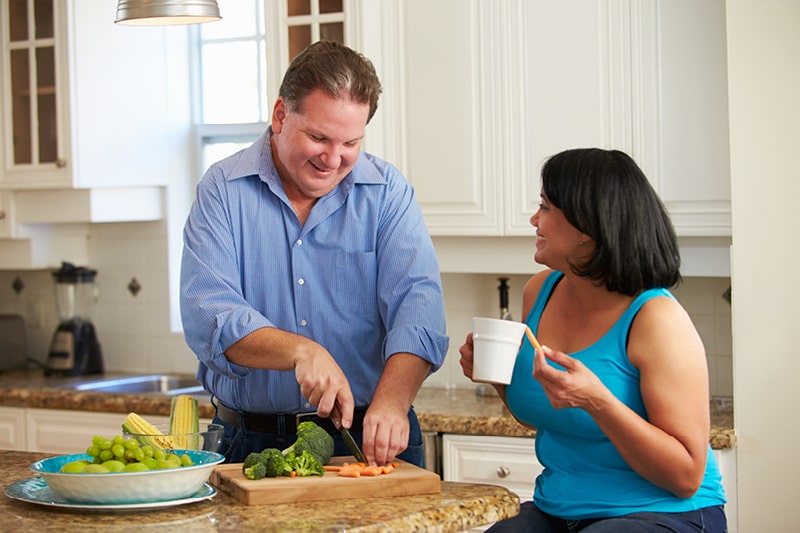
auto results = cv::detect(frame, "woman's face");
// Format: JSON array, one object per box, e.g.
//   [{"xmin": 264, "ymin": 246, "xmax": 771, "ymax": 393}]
[
  {"xmin": 530, "ymin": 192, "xmax": 590, "ymax": 269},
  {"xmin": 270, "ymin": 88, "xmax": 369, "ymax": 201}
]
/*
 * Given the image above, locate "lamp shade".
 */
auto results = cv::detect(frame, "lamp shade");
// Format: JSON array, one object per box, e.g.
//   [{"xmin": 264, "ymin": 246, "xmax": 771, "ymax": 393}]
[{"xmin": 115, "ymin": 0, "xmax": 221, "ymax": 26}]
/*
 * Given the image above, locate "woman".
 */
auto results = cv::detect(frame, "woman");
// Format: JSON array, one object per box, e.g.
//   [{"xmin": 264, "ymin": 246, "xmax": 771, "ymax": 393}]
[{"xmin": 459, "ymin": 148, "xmax": 727, "ymax": 532}]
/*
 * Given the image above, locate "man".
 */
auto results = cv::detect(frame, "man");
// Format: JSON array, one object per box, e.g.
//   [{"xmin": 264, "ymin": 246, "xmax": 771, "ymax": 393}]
[{"xmin": 180, "ymin": 40, "xmax": 448, "ymax": 467}]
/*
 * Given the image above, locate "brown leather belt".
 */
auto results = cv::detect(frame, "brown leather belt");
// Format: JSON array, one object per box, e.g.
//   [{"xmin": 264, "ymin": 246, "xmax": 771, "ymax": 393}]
[{"xmin": 215, "ymin": 401, "xmax": 367, "ymax": 435}]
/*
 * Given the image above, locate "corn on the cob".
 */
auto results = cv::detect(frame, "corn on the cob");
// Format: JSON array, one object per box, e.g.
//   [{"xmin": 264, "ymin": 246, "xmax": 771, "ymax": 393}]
[
  {"xmin": 121, "ymin": 412, "xmax": 173, "ymax": 449},
  {"xmin": 169, "ymin": 395, "xmax": 199, "ymax": 450}
]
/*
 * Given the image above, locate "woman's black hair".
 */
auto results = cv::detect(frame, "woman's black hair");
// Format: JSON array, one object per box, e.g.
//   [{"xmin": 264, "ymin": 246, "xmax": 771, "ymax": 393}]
[{"xmin": 541, "ymin": 148, "xmax": 681, "ymax": 295}]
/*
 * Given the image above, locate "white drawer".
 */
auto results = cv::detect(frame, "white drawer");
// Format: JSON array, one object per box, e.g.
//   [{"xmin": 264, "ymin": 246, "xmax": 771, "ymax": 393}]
[{"xmin": 443, "ymin": 434, "xmax": 541, "ymax": 501}]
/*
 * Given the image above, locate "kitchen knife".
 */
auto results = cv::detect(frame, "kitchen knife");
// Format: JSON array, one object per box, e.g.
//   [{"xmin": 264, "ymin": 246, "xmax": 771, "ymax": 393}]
[
  {"xmin": 339, "ymin": 425, "xmax": 367, "ymax": 464},
  {"xmin": 332, "ymin": 401, "xmax": 367, "ymax": 463}
]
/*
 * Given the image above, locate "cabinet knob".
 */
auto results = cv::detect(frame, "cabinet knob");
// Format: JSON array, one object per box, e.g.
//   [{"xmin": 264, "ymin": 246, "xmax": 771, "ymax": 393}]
[
  {"xmin": 496, "ymin": 465, "xmax": 511, "ymax": 478},
  {"xmin": 56, "ymin": 158, "xmax": 67, "ymax": 168}
]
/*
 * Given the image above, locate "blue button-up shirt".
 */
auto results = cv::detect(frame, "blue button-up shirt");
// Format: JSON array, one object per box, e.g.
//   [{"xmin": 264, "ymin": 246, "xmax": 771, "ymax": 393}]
[{"xmin": 180, "ymin": 129, "xmax": 448, "ymax": 413}]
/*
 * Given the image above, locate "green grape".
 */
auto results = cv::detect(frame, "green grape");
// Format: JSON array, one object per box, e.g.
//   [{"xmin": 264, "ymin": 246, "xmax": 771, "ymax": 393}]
[
  {"xmin": 155, "ymin": 459, "xmax": 181, "ymax": 470},
  {"xmin": 91, "ymin": 435, "xmax": 106, "ymax": 447},
  {"xmin": 141, "ymin": 457, "xmax": 158, "ymax": 469},
  {"xmin": 123, "ymin": 439, "xmax": 139, "ymax": 450},
  {"xmin": 97, "ymin": 437, "xmax": 112, "ymax": 450},
  {"xmin": 60, "ymin": 460, "xmax": 90, "ymax": 473},
  {"xmin": 111, "ymin": 443, "xmax": 125, "ymax": 458},
  {"xmin": 112, "ymin": 435, "xmax": 124, "ymax": 446},
  {"xmin": 141, "ymin": 445, "xmax": 154, "ymax": 458},
  {"xmin": 179, "ymin": 454, "xmax": 193, "ymax": 467},
  {"xmin": 122, "ymin": 462, "xmax": 150, "ymax": 472},
  {"xmin": 99, "ymin": 449, "xmax": 113, "ymax": 462},
  {"xmin": 84, "ymin": 463, "xmax": 110, "ymax": 473},
  {"xmin": 102, "ymin": 460, "xmax": 126, "ymax": 472},
  {"xmin": 153, "ymin": 449, "xmax": 166, "ymax": 462},
  {"xmin": 86, "ymin": 444, "xmax": 101, "ymax": 457}
]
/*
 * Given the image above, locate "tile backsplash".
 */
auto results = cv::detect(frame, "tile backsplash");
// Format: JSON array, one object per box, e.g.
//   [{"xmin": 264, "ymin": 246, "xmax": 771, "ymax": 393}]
[{"xmin": 0, "ymin": 222, "xmax": 732, "ymax": 398}]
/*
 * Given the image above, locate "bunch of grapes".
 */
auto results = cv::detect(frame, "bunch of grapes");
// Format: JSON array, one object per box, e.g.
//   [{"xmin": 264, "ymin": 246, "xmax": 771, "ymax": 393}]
[{"xmin": 59, "ymin": 435, "xmax": 194, "ymax": 473}]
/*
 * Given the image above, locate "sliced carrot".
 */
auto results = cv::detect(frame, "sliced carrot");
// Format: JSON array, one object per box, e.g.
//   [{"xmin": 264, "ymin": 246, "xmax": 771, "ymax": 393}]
[
  {"xmin": 289, "ymin": 471, "xmax": 297, "ymax": 477},
  {"xmin": 337, "ymin": 469, "xmax": 360, "ymax": 478},
  {"xmin": 380, "ymin": 464, "xmax": 395, "ymax": 474},
  {"xmin": 360, "ymin": 465, "xmax": 382, "ymax": 476},
  {"xmin": 323, "ymin": 465, "xmax": 341, "ymax": 472}
]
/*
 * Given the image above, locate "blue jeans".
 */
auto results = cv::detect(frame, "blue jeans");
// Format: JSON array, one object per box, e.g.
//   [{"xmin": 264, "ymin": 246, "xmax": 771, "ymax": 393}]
[
  {"xmin": 488, "ymin": 501, "xmax": 727, "ymax": 533},
  {"xmin": 212, "ymin": 406, "xmax": 426, "ymax": 468}
]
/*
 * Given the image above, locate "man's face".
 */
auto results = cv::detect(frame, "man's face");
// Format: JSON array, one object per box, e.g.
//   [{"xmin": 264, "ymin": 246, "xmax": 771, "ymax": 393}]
[{"xmin": 271, "ymin": 88, "xmax": 370, "ymax": 201}]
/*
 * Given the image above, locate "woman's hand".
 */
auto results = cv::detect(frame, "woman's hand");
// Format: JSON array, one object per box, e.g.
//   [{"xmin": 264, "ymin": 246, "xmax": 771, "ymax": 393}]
[
  {"xmin": 533, "ymin": 345, "xmax": 606, "ymax": 410},
  {"xmin": 458, "ymin": 332, "xmax": 476, "ymax": 380}
]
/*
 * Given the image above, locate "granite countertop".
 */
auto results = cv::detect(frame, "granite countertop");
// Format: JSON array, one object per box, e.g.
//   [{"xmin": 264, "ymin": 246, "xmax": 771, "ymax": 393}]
[
  {"xmin": 1, "ymin": 450, "xmax": 519, "ymax": 532},
  {"xmin": 0, "ymin": 369, "xmax": 736, "ymax": 449}
]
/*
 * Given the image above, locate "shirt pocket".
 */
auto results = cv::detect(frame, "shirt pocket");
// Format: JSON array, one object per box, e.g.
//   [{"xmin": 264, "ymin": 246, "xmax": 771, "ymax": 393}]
[{"xmin": 333, "ymin": 250, "xmax": 378, "ymax": 313}]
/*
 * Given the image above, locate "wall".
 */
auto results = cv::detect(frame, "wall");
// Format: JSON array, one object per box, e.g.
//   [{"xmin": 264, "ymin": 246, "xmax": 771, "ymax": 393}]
[
  {"xmin": 0, "ymin": 240, "xmax": 732, "ymax": 399},
  {"xmin": 726, "ymin": 0, "xmax": 800, "ymax": 530}
]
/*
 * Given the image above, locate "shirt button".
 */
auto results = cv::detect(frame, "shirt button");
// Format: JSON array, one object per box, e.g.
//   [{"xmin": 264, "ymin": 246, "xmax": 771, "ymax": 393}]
[
  {"xmin": 296, "ymin": 239, "xmax": 302, "ymax": 246},
  {"xmin": 300, "ymin": 320, "xmax": 307, "ymax": 326},
  {"xmin": 304, "ymin": 402, "xmax": 311, "ymax": 408},
  {"xmin": 298, "ymin": 278, "xmax": 304, "ymax": 285}
]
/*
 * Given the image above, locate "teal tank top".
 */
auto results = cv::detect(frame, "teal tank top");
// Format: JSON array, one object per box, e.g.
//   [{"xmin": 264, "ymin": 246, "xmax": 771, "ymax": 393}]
[{"xmin": 505, "ymin": 271, "xmax": 726, "ymax": 519}]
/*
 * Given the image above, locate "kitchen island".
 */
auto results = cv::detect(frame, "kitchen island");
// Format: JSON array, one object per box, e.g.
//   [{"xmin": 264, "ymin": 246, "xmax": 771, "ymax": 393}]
[{"xmin": 2, "ymin": 449, "xmax": 519, "ymax": 532}]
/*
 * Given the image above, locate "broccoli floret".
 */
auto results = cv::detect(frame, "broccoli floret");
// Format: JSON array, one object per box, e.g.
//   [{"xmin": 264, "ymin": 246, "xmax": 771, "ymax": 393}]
[
  {"xmin": 242, "ymin": 448, "xmax": 293, "ymax": 480},
  {"xmin": 259, "ymin": 448, "xmax": 293, "ymax": 477},
  {"xmin": 244, "ymin": 461, "xmax": 267, "ymax": 480},
  {"xmin": 285, "ymin": 449, "xmax": 325, "ymax": 477},
  {"xmin": 282, "ymin": 420, "xmax": 334, "ymax": 465}
]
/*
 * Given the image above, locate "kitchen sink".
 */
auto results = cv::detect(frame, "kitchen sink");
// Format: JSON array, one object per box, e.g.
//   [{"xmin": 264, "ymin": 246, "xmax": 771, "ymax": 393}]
[{"xmin": 59, "ymin": 374, "xmax": 209, "ymax": 396}]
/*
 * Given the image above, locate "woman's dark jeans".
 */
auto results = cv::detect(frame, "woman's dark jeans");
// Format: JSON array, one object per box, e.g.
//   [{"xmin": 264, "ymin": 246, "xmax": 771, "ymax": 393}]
[
  {"xmin": 213, "ymin": 406, "xmax": 425, "ymax": 468},
  {"xmin": 488, "ymin": 501, "xmax": 727, "ymax": 533}
]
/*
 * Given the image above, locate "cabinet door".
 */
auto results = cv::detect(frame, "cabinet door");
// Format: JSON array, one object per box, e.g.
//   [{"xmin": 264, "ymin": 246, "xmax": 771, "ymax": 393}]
[
  {"xmin": 1, "ymin": 0, "xmax": 178, "ymax": 190},
  {"xmin": 26, "ymin": 409, "xmax": 168, "ymax": 454},
  {"xmin": 0, "ymin": 406, "xmax": 26, "ymax": 451},
  {"xmin": 443, "ymin": 434, "xmax": 540, "ymax": 502}
]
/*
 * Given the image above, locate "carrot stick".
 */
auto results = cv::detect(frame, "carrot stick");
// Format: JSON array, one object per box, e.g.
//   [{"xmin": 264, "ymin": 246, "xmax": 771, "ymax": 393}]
[
  {"xmin": 323, "ymin": 465, "xmax": 342, "ymax": 472},
  {"xmin": 525, "ymin": 326, "xmax": 542, "ymax": 351},
  {"xmin": 337, "ymin": 469, "xmax": 360, "ymax": 478}
]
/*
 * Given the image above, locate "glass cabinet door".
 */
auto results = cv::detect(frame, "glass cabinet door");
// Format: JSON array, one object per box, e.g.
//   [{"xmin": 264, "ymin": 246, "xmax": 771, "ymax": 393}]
[
  {"xmin": 4, "ymin": 0, "xmax": 59, "ymax": 168},
  {"xmin": 287, "ymin": 0, "xmax": 343, "ymax": 60}
]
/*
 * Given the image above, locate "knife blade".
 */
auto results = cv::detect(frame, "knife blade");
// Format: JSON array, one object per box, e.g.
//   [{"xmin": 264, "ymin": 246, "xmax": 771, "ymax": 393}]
[
  {"xmin": 339, "ymin": 425, "xmax": 367, "ymax": 463},
  {"xmin": 332, "ymin": 401, "xmax": 367, "ymax": 463}
]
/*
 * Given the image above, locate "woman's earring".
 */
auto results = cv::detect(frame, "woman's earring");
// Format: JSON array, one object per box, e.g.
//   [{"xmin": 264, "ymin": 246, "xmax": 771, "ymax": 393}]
[{"xmin": 578, "ymin": 240, "xmax": 585, "ymax": 246}]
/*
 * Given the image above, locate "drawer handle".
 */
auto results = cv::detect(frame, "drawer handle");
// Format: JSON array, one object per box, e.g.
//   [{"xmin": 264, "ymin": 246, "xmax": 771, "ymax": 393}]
[{"xmin": 496, "ymin": 466, "xmax": 511, "ymax": 478}]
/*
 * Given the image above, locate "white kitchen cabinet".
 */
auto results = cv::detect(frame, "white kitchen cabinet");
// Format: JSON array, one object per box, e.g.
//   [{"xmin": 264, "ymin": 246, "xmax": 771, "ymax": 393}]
[
  {"xmin": 0, "ymin": 406, "xmax": 26, "ymax": 451},
  {"xmin": 0, "ymin": 0, "xmax": 172, "ymax": 193},
  {"xmin": 25, "ymin": 409, "xmax": 169, "ymax": 454},
  {"xmin": 25, "ymin": 408, "xmax": 213, "ymax": 454},
  {"xmin": 443, "ymin": 434, "xmax": 540, "ymax": 501},
  {"xmin": 0, "ymin": 190, "xmax": 13, "ymax": 238},
  {"xmin": 713, "ymin": 447, "xmax": 738, "ymax": 533},
  {"xmin": 395, "ymin": 0, "xmax": 730, "ymax": 240}
]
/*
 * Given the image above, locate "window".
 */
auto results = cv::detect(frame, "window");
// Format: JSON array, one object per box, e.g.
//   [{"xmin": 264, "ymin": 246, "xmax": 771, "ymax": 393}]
[{"xmin": 193, "ymin": 0, "xmax": 345, "ymax": 176}]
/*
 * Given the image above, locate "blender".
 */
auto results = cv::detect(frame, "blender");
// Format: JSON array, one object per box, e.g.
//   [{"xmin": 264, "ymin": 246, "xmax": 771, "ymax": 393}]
[{"xmin": 45, "ymin": 262, "xmax": 104, "ymax": 376}]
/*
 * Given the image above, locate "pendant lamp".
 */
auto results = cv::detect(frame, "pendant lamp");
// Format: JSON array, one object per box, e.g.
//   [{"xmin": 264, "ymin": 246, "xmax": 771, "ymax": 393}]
[{"xmin": 115, "ymin": 0, "xmax": 221, "ymax": 26}]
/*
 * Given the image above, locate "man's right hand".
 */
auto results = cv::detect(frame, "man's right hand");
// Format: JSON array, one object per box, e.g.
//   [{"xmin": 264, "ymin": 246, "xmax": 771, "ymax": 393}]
[{"xmin": 225, "ymin": 327, "xmax": 355, "ymax": 426}]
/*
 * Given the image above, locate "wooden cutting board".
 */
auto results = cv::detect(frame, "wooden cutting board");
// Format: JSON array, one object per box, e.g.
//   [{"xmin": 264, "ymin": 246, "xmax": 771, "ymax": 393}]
[{"xmin": 209, "ymin": 455, "xmax": 441, "ymax": 505}]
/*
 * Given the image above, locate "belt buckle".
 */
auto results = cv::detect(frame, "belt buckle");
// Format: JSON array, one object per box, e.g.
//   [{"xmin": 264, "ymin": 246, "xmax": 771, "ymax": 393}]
[{"xmin": 295, "ymin": 411, "xmax": 320, "ymax": 426}]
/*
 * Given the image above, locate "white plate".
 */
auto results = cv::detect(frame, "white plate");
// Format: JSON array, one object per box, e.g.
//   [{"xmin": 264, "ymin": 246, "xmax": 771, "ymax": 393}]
[{"xmin": 4, "ymin": 477, "xmax": 216, "ymax": 511}]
